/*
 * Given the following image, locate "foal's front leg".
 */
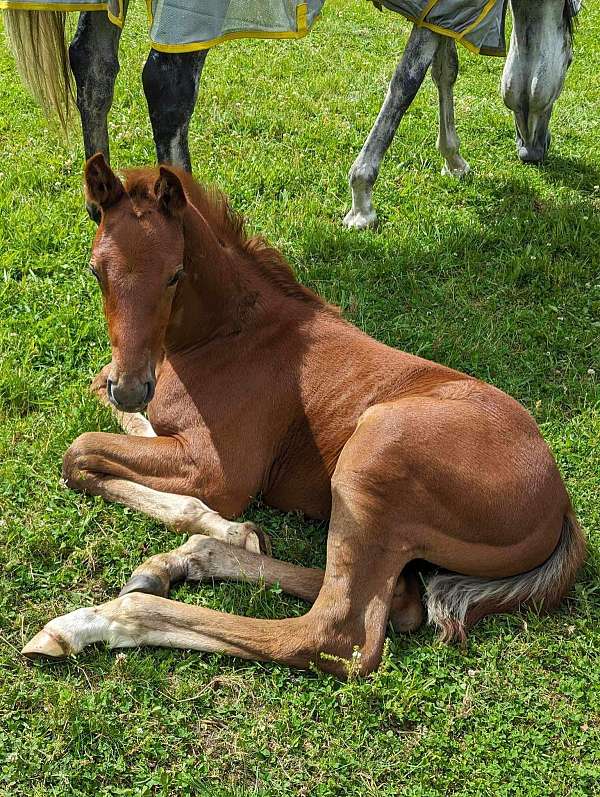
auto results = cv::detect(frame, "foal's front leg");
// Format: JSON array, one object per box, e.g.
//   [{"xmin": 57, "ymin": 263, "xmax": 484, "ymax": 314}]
[
  {"xmin": 343, "ymin": 26, "xmax": 439, "ymax": 229},
  {"xmin": 118, "ymin": 535, "xmax": 424, "ymax": 633},
  {"xmin": 62, "ymin": 432, "xmax": 267, "ymax": 553},
  {"xmin": 23, "ymin": 443, "xmax": 414, "ymax": 675}
]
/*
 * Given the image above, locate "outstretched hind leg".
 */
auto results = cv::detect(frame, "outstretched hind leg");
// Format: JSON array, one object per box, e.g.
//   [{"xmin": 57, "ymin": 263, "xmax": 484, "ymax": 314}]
[
  {"xmin": 143, "ymin": 49, "xmax": 208, "ymax": 170},
  {"xmin": 431, "ymin": 37, "xmax": 470, "ymax": 178},
  {"xmin": 69, "ymin": 8, "xmax": 126, "ymax": 220},
  {"xmin": 118, "ymin": 534, "xmax": 424, "ymax": 633},
  {"xmin": 25, "ymin": 418, "xmax": 420, "ymax": 676},
  {"xmin": 343, "ymin": 25, "xmax": 439, "ymax": 229}
]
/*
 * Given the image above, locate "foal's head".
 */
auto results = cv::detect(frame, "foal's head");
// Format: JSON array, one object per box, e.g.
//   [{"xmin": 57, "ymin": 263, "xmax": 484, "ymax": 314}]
[
  {"xmin": 85, "ymin": 154, "xmax": 187, "ymax": 412},
  {"xmin": 501, "ymin": 0, "xmax": 579, "ymax": 164}
]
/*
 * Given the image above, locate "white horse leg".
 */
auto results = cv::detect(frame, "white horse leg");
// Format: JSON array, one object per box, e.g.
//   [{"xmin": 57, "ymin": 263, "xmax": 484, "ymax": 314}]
[
  {"xmin": 344, "ymin": 26, "xmax": 439, "ymax": 230},
  {"xmin": 502, "ymin": 0, "xmax": 574, "ymax": 164},
  {"xmin": 431, "ymin": 37, "xmax": 470, "ymax": 178}
]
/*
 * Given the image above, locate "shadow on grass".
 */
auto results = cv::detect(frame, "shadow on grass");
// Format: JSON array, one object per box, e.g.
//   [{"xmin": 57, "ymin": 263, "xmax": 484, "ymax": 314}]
[{"xmin": 539, "ymin": 153, "xmax": 600, "ymax": 194}]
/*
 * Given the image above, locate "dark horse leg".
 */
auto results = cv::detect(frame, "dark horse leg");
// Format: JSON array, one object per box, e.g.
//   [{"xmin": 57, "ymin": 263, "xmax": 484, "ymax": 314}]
[
  {"xmin": 142, "ymin": 50, "xmax": 208, "ymax": 171},
  {"xmin": 69, "ymin": 8, "xmax": 126, "ymax": 221}
]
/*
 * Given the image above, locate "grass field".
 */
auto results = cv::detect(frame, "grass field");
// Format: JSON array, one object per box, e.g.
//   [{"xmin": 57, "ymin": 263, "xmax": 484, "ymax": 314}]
[{"xmin": 0, "ymin": 1, "xmax": 599, "ymax": 794}]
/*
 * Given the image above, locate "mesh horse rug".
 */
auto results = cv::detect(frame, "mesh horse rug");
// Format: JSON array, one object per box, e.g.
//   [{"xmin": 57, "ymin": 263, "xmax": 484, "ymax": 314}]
[{"xmin": 0, "ymin": 0, "xmax": 509, "ymax": 55}]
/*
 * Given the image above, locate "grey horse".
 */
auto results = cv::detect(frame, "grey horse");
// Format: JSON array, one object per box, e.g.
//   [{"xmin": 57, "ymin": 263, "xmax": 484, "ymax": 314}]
[
  {"xmin": 344, "ymin": 0, "xmax": 580, "ymax": 227},
  {"xmin": 2, "ymin": 0, "xmax": 579, "ymax": 226}
]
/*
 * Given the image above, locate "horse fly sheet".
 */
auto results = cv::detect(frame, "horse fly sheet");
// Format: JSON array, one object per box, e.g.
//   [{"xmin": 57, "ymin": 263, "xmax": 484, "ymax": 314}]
[
  {"xmin": 3, "ymin": 0, "xmax": 552, "ymax": 58},
  {"xmin": 372, "ymin": 0, "xmax": 509, "ymax": 56},
  {"xmin": 0, "ymin": 0, "xmax": 325, "ymax": 52}
]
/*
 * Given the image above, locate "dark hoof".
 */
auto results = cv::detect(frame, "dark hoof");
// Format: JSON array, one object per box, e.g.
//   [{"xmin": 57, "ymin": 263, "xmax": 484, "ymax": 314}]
[
  {"xmin": 119, "ymin": 572, "xmax": 168, "ymax": 598},
  {"xmin": 518, "ymin": 146, "xmax": 544, "ymax": 165},
  {"xmin": 254, "ymin": 526, "xmax": 272, "ymax": 557}
]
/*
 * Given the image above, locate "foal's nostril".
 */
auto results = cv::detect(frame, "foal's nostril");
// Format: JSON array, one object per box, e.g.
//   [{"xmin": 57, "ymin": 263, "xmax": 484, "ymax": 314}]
[
  {"xmin": 108, "ymin": 377, "xmax": 152, "ymax": 410},
  {"xmin": 144, "ymin": 380, "xmax": 156, "ymax": 404}
]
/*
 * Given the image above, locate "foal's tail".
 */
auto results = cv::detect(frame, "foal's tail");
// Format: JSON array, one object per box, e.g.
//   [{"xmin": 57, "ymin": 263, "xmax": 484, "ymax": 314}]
[
  {"xmin": 3, "ymin": 10, "xmax": 72, "ymax": 129},
  {"xmin": 425, "ymin": 511, "xmax": 586, "ymax": 642}
]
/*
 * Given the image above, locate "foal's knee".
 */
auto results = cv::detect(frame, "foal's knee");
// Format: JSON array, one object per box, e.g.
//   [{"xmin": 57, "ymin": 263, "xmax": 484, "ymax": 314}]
[{"xmin": 62, "ymin": 432, "xmax": 102, "ymax": 486}]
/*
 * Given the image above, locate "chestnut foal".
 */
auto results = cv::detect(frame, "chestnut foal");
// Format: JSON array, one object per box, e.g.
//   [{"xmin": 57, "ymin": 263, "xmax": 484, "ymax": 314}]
[{"xmin": 23, "ymin": 155, "xmax": 585, "ymax": 676}]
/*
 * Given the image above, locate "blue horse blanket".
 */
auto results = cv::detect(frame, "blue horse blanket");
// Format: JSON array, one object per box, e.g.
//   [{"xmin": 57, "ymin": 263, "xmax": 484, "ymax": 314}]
[{"xmin": 0, "ymin": 0, "xmax": 324, "ymax": 52}]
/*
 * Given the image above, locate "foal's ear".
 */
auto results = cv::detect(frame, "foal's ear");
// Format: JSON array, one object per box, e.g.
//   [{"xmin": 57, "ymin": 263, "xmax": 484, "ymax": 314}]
[
  {"xmin": 84, "ymin": 153, "xmax": 125, "ymax": 212},
  {"xmin": 154, "ymin": 166, "xmax": 187, "ymax": 217}
]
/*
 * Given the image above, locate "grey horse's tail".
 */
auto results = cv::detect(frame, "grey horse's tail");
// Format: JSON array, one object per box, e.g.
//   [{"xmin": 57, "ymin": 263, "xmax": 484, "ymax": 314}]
[
  {"xmin": 3, "ymin": 10, "xmax": 73, "ymax": 129},
  {"xmin": 425, "ymin": 511, "xmax": 586, "ymax": 642}
]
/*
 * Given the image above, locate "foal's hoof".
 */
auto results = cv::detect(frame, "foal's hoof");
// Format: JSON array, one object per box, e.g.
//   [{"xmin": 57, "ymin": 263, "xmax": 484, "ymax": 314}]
[
  {"xmin": 243, "ymin": 522, "xmax": 272, "ymax": 556},
  {"xmin": 22, "ymin": 629, "xmax": 69, "ymax": 660},
  {"xmin": 119, "ymin": 572, "xmax": 168, "ymax": 598}
]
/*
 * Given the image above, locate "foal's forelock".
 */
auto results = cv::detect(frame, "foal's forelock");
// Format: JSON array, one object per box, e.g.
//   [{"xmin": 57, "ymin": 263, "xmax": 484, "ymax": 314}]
[{"xmin": 121, "ymin": 168, "xmax": 334, "ymax": 314}]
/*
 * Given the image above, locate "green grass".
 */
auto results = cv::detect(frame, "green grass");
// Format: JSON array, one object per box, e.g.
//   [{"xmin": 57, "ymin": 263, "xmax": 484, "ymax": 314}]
[{"xmin": 0, "ymin": 1, "xmax": 599, "ymax": 794}]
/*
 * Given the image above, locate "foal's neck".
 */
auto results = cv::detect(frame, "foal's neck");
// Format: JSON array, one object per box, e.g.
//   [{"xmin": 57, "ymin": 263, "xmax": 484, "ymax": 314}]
[{"xmin": 164, "ymin": 204, "xmax": 304, "ymax": 352}]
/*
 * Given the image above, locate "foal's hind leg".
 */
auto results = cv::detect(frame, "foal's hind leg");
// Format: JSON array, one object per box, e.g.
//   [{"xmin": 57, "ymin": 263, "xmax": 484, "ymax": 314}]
[
  {"xmin": 143, "ymin": 50, "xmax": 208, "ymax": 170},
  {"xmin": 343, "ymin": 26, "xmax": 439, "ymax": 229},
  {"xmin": 24, "ymin": 431, "xmax": 414, "ymax": 675},
  {"xmin": 118, "ymin": 535, "xmax": 423, "ymax": 632},
  {"xmin": 69, "ymin": 8, "xmax": 126, "ymax": 220},
  {"xmin": 431, "ymin": 38, "xmax": 470, "ymax": 178}
]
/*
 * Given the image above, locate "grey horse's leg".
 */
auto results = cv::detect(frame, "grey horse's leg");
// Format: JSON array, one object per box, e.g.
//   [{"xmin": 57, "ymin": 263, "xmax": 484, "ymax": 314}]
[
  {"xmin": 142, "ymin": 50, "xmax": 208, "ymax": 170},
  {"xmin": 69, "ymin": 9, "xmax": 125, "ymax": 221},
  {"xmin": 343, "ymin": 26, "xmax": 440, "ymax": 229},
  {"xmin": 431, "ymin": 37, "xmax": 470, "ymax": 178}
]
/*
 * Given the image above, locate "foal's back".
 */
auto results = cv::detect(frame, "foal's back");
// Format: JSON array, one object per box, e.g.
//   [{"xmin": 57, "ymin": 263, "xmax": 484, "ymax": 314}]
[{"xmin": 256, "ymin": 304, "xmax": 481, "ymax": 517}]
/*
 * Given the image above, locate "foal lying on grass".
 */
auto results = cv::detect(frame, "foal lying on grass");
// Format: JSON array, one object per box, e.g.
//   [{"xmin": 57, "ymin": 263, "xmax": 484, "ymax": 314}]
[{"xmin": 23, "ymin": 155, "xmax": 586, "ymax": 677}]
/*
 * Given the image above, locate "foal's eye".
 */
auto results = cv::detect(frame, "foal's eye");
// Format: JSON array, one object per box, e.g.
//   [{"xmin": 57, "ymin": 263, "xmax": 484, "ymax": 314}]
[{"xmin": 167, "ymin": 268, "xmax": 184, "ymax": 287}]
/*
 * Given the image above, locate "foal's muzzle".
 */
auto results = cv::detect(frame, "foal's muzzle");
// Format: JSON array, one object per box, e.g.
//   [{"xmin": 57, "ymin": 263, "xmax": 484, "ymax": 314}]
[{"xmin": 107, "ymin": 376, "xmax": 155, "ymax": 412}]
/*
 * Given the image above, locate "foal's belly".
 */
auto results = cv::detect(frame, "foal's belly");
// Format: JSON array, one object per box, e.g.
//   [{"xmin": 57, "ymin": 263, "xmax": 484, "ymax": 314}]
[{"xmin": 264, "ymin": 479, "xmax": 332, "ymax": 522}]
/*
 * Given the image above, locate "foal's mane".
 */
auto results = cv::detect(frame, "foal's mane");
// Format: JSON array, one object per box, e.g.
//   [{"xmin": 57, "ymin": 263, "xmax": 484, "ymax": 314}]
[{"xmin": 122, "ymin": 167, "xmax": 338, "ymax": 315}]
